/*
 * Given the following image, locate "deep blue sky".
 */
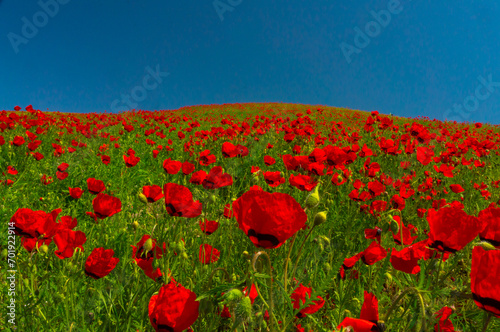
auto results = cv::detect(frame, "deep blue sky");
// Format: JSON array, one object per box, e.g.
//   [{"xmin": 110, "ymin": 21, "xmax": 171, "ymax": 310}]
[{"xmin": 1, "ymin": 0, "xmax": 499, "ymax": 124}]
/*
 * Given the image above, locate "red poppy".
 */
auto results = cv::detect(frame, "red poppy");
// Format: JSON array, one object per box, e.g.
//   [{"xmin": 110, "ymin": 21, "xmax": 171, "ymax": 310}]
[
  {"xmin": 69, "ymin": 187, "xmax": 84, "ymax": 199},
  {"xmin": 163, "ymin": 158, "xmax": 182, "ymax": 174},
  {"xmin": 417, "ymin": 146, "xmax": 434, "ymax": 166},
  {"xmin": 434, "ymin": 306, "xmax": 456, "ymax": 332},
  {"xmin": 189, "ymin": 170, "xmax": 208, "ymax": 185},
  {"xmin": 289, "ymin": 174, "xmax": 318, "ymax": 192},
  {"xmin": 337, "ymin": 291, "xmax": 382, "ymax": 332},
  {"xmin": 263, "ymin": 171, "xmax": 285, "ymax": 187},
  {"xmin": 143, "ymin": 185, "xmax": 164, "ymax": 203},
  {"xmin": 123, "ymin": 154, "xmax": 140, "ymax": 167},
  {"xmin": 199, "ymin": 149, "xmax": 216, "ymax": 166},
  {"xmin": 56, "ymin": 171, "xmax": 68, "ymax": 180},
  {"xmin": 12, "ymin": 135, "xmax": 25, "ymax": 146},
  {"xmin": 10, "ymin": 208, "xmax": 58, "ymax": 239},
  {"xmin": 242, "ymin": 284, "xmax": 259, "ymax": 304},
  {"xmin": 57, "ymin": 163, "xmax": 69, "ymax": 172},
  {"xmin": 148, "ymin": 282, "xmax": 199, "ymax": 332},
  {"xmin": 264, "ymin": 155, "xmax": 276, "ymax": 166},
  {"xmin": 391, "ymin": 216, "xmax": 418, "ymax": 245},
  {"xmin": 471, "ymin": 246, "xmax": 500, "ymax": 317},
  {"xmin": 291, "ymin": 284, "xmax": 325, "ymax": 318},
  {"xmin": 223, "ymin": 203, "xmax": 233, "ymax": 219},
  {"xmin": 181, "ymin": 161, "xmax": 195, "ymax": 175},
  {"xmin": 390, "ymin": 246, "xmax": 421, "ymax": 274},
  {"xmin": 92, "ymin": 193, "xmax": 122, "ymax": 219},
  {"xmin": 232, "ymin": 190, "xmax": 307, "ymax": 249},
  {"xmin": 131, "ymin": 234, "xmax": 166, "ymax": 281},
  {"xmin": 360, "ymin": 241, "xmax": 387, "ymax": 265},
  {"xmin": 53, "ymin": 229, "xmax": 87, "ymax": 259},
  {"xmin": 85, "ymin": 247, "xmax": 119, "ymax": 279},
  {"xmin": 199, "ymin": 219, "xmax": 219, "ymax": 235},
  {"xmin": 199, "ymin": 244, "xmax": 220, "ymax": 264},
  {"xmin": 449, "ymin": 184, "xmax": 465, "ymax": 193},
  {"xmin": 364, "ymin": 227, "xmax": 381, "ymax": 244},
  {"xmin": 87, "ymin": 178, "xmax": 106, "ymax": 195},
  {"xmin": 202, "ymin": 166, "xmax": 233, "ymax": 190},
  {"xmin": 101, "ymin": 155, "xmax": 111, "ymax": 165},
  {"xmin": 221, "ymin": 142, "xmax": 239, "ymax": 158},
  {"xmin": 164, "ymin": 183, "xmax": 202, "ymax": 218},
  {"xmin": 427, "ymin": 207, "xmax": 485, "ymax": 253},
  {"xmin": 478, "ymin": 205, "xmax": 500, "ymax": 248}
]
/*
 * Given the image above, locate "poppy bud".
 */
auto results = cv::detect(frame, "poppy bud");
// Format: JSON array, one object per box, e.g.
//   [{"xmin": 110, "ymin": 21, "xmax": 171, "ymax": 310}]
[
  {"xmin": 384, "ymin": 272, "xmax": 392, "ymax": 283},
  {"xmin": 478, "ymin": 241, "xmax": 497, "ymax": 251},
  {"xmin": 252, "ymin": 172, "xmax": 260, "ymax": 184},
  {"xmin": 143, "ymin": 238, "xmax": 154, "ymax": 253},
  {"xmin": 223, "ymin": 288, "xmax": 244, "ymax": 307},
  {"xmin": 390, "ymin": 217, "xmax": 399, "ymax": 233},
  {"xmin": 175, "ymin": 241, "xmax": 185, "ymax": 253},
  {"xmin": 305, "ymin": 184, "xmax": 320, "ymax": 209},
  {"xmin": 132, "ymin": 221, "xmax": 139, "ymax": 230},
  {"xmin": 381, "ymin": 221, "xmax": 390, "ymax": 232},
  {"xmin": 209, "ymin": 193, "xmax": 217, "ymax": 203},
  {"xmin": 181, "ymin": 252, "xmax": 188, "ymax": 260},
  {"xmin": 138, "ymin": 192, "xmax": 148, "ymax": 204},
  {"xmin": 234, "ymin": 296, "xmax": 252, "ymax": 325},
  {"xmin": 39, "ymin": 244, "xmax": 49, "ymax": 254},
  {"xmin": 314, "ymin": 211, "xmax": 327, "ymax": 226}
]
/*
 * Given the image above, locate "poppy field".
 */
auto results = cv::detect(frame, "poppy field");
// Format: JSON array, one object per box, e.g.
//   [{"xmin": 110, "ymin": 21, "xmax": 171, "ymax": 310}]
[{"xmin": 2, "ymin": 103, "xmax": 500, "ymax": 331}]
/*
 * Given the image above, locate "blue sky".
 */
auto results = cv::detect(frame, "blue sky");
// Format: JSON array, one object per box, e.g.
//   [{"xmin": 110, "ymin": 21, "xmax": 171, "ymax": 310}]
[{"xmin": 1, "ymin": 0, "xmax": 499, "ymax": 124}]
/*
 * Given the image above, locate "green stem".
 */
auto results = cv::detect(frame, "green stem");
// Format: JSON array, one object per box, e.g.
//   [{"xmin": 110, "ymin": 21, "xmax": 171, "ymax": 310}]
[
  {"xmin": 283, "ymin": 232, "xmax": 298, "ymax": 294},
  {"xmin": 289, "ymin": 226, "xmax": 315, "ymax": 287},
  {"xmin": 252, "ymin": 251, "xmax": 278, "ymax": 331},
  {"xmin": 482, "ymin": 312, "xmax": 493, "ymax": 332}
]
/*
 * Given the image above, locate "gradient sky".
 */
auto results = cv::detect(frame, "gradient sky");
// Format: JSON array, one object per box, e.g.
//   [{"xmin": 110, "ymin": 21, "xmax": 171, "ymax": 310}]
[{"xmin": 1, "ymin": 0, "xmax": 499, "ymax": 124}]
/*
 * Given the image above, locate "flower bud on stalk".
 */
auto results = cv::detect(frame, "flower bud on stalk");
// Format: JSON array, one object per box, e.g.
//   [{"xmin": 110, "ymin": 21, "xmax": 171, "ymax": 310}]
[
  {"xmin": 478, "ymin": 241, "xmax": 497, "ymax": 251},
  {"xmin": 314, "ymin": 211, "xmax": 327, "ymax": 226},
  {"xmin": 138, "ymin": 192, "xmax": 148, "ymax": 204},
  {"xmin": 305, "ymin": 184, "xmax": 320, "ymax": 209},
  {"xmin": 390, "ymin": 216, "xmax": 399, "ymax": 233}
]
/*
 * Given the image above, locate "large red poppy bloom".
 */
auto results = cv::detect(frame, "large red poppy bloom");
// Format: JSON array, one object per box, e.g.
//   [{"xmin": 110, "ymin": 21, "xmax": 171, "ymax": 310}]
[
  {"xmin": 148, "ymin": 282, "xmax": 199, "ymax": 332},
  {"xmin": 10, "ymin": 208, "xmax": 57, "ymax": 239},
  {"xmin": 87, "ymin": 178, "xmax": 106, "ymax": 195},
  {"xmin": 164, "ymin": 183, "xmax": 202, "ymax": 218},
  {"xmin": 471, "ymin": 246, "xmax": 500, "ymax": 317},
  {"xmin": 427, "ymin": 207, "xmax": 485, "ymax": 253},
  {"xmin": 232, "ymin": 190, "xmax": 307, "ymax": 249},
  {"xmin": 85, "ymin": 247, "xmax": 119, "ymax": 279},
  {"xmin": 92, "ymin": 193, "xmax": 122, "ymax": 219}
]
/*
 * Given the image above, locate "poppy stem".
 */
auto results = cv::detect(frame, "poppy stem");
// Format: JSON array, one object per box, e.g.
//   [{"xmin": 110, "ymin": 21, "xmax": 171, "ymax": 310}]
[
  {"xmin": 252, "ymin": 251, "xmax": 278, "ymax": 331},
  {"xmin": 283, "ymin": 232, "xmax": 298, "ymax": 294},
  {"xmin": 482, "ymin": 312, "xmax": 493, "ymax": 332},
  {"xmin": 289, "ymin": 225, "xmax": 316, "ymax": 289}
]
